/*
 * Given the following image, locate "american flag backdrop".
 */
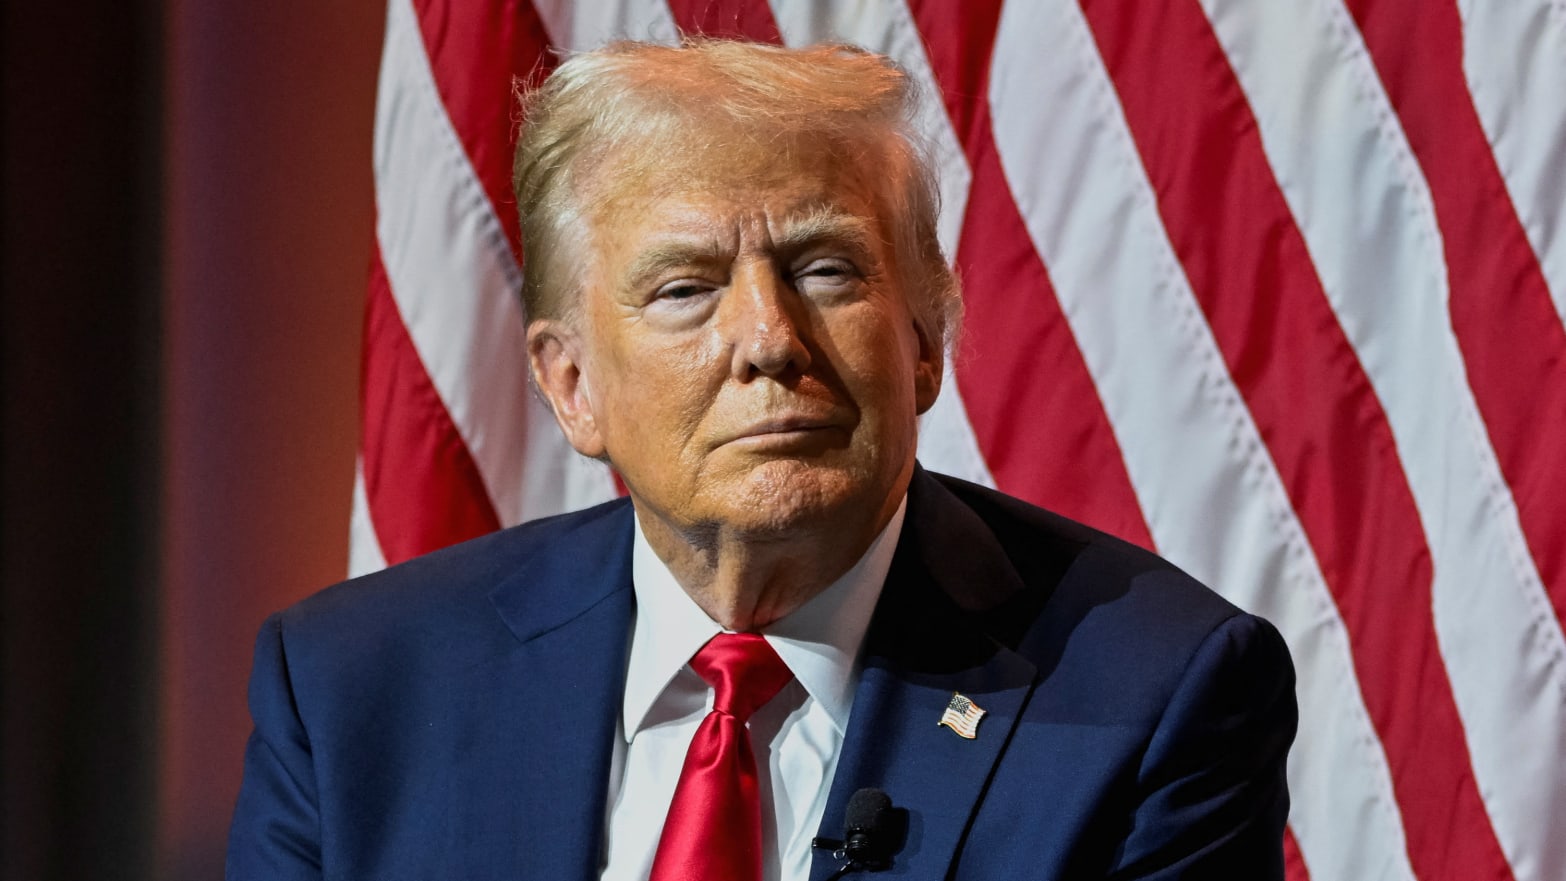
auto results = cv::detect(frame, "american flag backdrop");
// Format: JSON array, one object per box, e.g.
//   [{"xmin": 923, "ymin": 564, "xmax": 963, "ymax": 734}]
[{"xmin": 350, "ymin": 2, "xmax": 1566, "ymax": 881}]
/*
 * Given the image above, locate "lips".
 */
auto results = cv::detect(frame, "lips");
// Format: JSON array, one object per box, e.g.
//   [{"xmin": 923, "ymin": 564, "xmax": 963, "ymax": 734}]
[
  {"xmin": 739, "ymin": 415, "xmax": 836, "ymax": 437},
  {"xmin": 722, "ymin": 408, "xmax": 852, "ymax": 447}
]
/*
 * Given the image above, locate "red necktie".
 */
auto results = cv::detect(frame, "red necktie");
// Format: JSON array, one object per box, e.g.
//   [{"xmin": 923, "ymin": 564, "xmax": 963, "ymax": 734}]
[{"xmin": 648, "ymin": 632, "xmax": 794, "ymax": 881}]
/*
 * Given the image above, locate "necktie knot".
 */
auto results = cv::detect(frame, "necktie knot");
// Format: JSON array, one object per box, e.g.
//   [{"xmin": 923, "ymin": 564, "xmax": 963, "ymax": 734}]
[{"xmin": 690, "ymin": 632, "xmax": 793, "ymax": 722}]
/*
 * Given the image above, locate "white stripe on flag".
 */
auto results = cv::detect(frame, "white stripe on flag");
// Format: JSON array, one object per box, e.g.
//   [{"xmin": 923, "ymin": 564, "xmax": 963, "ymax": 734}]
[
  {"xmin": 349, "ymin": 456, "xmax": 390, "ymax": 578},
  {"xmin": 519, "ymin": 418, "xmax": 620, "ymax": 515},
  {"xmin": 1459, "ymin": 0, "xmax": 1566, "ymax": 326},
  {"xmin": 1201, "ymin": 2, "xmax": 1566, "ymax": 876},
  {"xmin": 917, "ymin": 361, "xmax": 998, "ymax": 491},
  {"xmin": 535, "ymin": 0, "xmax": 678, "ymax": 50},
  {"xmin": 987, "ymin": 2, "xmax": 1418, "ymax": 879}
]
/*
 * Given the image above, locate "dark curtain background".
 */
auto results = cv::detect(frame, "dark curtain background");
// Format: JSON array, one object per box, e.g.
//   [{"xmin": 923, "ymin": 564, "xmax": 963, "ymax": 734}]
[
  {"xmin": 2, "ymin": 2, "xmax": 162, "ymax": 878},
  {"xmin": 2, "ymin": 1, "xmax": 382, "ymax": 878}
]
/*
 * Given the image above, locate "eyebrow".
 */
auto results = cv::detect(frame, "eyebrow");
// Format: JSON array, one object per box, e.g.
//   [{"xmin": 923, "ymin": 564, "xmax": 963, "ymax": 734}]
[
  {"xmin": 771, "ymin": 208, "xmax": 878, "ymax": 259},
  {"xmin": 622, "ymin": 240, "xmax": 729, "ymax": 291}
]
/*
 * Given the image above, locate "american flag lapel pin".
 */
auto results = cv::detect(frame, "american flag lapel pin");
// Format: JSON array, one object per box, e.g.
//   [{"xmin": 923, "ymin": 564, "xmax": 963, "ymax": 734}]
[{"xmin": 938, "ymin": 692, "xmax": 986, "ymax": 739}]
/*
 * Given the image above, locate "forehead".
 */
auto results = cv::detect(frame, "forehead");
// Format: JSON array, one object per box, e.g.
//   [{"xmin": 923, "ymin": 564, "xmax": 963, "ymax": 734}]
[{"xmin": 581, "ymin": 130, "xmax": 891, "ymax": 239}]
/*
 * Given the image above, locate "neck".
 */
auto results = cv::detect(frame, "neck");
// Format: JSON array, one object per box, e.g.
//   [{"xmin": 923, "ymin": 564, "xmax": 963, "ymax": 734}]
[{"xmin": 634, "ymin": 493, "xmax": 903, "ymax": 632}]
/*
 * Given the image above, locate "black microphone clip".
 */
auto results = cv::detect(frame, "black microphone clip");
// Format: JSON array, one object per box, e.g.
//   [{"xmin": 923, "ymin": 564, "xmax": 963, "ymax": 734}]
[{"xmin": 811, "ymin": 788, "xmax": 904, "ymax": 879}]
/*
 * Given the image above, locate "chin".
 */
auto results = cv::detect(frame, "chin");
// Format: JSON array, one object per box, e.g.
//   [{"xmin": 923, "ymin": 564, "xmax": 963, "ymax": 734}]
[{"xmin": 717, "ymin": 458, "xmax": 889, "ymax": 537}]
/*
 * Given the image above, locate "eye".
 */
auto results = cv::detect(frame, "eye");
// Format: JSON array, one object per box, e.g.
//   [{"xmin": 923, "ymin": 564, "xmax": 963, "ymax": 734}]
[
  {"xmin": 653, "ymin": 280, "xmax": 716, "ymax": 302},
  {"xmin": 793, "ymin": 258, "xmax": 858, "ymax": 292},
  {"xmin": 643, "ymin": 279, "xmax": 721, "ymax": 327}
]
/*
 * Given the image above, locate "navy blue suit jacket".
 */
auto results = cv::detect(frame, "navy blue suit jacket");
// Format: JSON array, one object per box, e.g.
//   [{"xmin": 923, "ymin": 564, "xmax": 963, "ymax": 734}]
[{"xmin": 228, "ymin": 468, "xmax": 1296, "ymax": 880}]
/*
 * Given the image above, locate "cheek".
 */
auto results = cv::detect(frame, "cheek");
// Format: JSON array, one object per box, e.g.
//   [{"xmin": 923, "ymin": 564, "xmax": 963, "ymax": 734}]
[
  {"xmin": 829, "ymin": 312, "xmax": 923, "ymax": 408},
  {"xmin": 596, "ymin": 334, "xmax": 721, "ymax": 441}
]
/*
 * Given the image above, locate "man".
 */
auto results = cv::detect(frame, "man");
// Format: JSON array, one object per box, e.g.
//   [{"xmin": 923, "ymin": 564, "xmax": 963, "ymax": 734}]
[{"xmin": 228, "ymin": 40, "xmax": 1295, "ymax": 881}]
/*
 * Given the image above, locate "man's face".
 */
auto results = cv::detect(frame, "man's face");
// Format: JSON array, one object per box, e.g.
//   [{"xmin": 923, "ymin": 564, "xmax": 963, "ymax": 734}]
[{"xmin": 529, "ymin": 135, "xmax": 941, "ymax": 543}]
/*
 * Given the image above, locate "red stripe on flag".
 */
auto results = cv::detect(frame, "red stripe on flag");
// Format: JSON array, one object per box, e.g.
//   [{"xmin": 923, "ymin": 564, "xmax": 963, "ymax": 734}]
[
  {"xmin": 1343, "ymin": 0, "xmax": 1566, "ymax": 632},
  {"xmin": 411, "ymin": 0, "xmax": 555, "ymax": 260},
  {"xmin": 1077, "ymin": 2, "xmax": 1515, "ymax": 880},
  {"xmin": 1283, "ymin": 826, "xmax": 1310, "ymax": 881},
  {"xmin": 666, "ymin": 0, "xmax": 782, "ymax": 42},
  {"xmin": 362, "ymin": 244, "xmax": 501, "ymax": 563},
  {"xmin": 909, "ymin": 0, "xmax": 1155, "ymax": 549}
]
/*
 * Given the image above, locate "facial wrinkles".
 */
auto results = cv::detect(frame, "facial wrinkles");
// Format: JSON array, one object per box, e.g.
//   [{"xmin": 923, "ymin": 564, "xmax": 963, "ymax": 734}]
[
  {"xmin": 590, "ymin": 149, "xmax": 907, "ymax": 480},
  {"xmin": 695, "ymin": 214, "xmax": 855, "ymax": 507}
]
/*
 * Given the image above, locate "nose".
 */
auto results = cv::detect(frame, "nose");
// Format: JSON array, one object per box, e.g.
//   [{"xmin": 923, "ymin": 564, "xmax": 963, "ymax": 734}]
[{"xmin": 721, "ymin": 262, "xmax": 812, "ymax": 380}]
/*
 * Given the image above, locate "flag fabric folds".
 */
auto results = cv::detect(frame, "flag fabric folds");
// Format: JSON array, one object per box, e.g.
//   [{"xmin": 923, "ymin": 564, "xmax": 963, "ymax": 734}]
[{"xmin": 351, "ymin": 2, "xmax": 1566, "ymax": 880}]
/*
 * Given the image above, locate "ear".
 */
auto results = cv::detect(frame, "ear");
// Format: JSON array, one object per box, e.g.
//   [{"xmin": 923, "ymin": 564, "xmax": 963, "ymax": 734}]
[
  {"xmin": 912, "ymin": 318, "xmax": 944, "ymax": 416},
  {"xmin": 527, "ymin": 319, "xmax": 607, "ymax": 459}
]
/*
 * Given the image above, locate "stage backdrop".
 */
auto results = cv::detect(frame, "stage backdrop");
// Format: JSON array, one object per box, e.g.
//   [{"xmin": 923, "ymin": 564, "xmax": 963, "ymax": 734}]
[{"xmin": 351, "ymin": 3, "xmax": 1566, "ymax": 881}]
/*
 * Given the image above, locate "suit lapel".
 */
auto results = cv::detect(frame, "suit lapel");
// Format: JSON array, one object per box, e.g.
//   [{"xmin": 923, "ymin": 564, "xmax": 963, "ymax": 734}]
[
  {"xmin": 486, "ymin": 502, "xmax": 635, "ymax": 881},
  {"xmin": 812, "ymin": 471, "xmax": 1040, "ymax": 881},
  {"xmin": 474, "ymin": 476, "xmax": 1038, "ymax": 880}
]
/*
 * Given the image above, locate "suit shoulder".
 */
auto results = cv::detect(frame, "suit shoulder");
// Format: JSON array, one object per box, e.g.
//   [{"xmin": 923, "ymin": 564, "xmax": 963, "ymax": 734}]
[
  {"xmin": 274, "ymin": 498, "xmax": 632, "ymax": 662},
  {"xmin": 929, "ymin": 471, "xmax": 1222, "ymax": 594},
  {"xmin": 924, "ymin": 470, "xmax": 1251, "ymax": 663}
]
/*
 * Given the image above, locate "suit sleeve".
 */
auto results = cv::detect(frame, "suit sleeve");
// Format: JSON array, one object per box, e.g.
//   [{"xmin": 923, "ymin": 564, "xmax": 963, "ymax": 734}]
[
  {"xmin": 226, "ymin": 613, "xmax": 325, "ymax": 881},
  {"xmin": 1107, "ymin": 612, "xmax": 1298, "ymax": 880}
]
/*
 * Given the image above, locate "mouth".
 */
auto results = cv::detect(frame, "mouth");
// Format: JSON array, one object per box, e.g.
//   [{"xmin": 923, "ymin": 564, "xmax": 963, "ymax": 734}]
[{"xmin": 725, "ymin": 413, "xmax": 850, "ymax": 449}]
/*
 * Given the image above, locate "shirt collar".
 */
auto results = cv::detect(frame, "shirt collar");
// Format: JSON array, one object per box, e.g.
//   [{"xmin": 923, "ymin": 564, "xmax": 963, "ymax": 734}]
[{"xmin": 622, "ymin": 496, "xmax": 906, "ymax": 741}]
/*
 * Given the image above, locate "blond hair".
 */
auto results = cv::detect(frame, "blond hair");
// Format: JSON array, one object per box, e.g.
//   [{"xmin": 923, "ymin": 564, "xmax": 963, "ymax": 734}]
[{"xmin": 512, "ymin": 39, "xmax": 962, "ymax": 348}]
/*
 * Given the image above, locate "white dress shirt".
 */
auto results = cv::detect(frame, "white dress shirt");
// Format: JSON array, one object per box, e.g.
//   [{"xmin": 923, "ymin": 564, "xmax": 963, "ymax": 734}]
[{"xmin": 599, "ymin": 498, "xmax": 906, "ymax": 881}]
